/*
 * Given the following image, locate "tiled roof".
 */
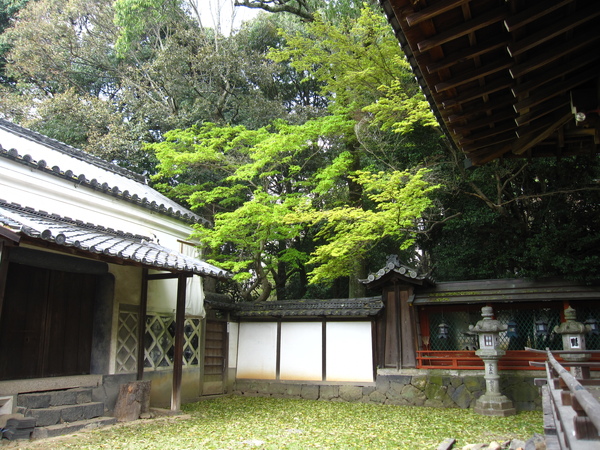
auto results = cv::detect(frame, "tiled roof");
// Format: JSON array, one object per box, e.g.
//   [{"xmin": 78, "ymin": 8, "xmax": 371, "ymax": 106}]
[
  {"xmin": 0, "ymin": 199, "xmax": 229, "ymax": 279},
  {"xmin": 206, "ymin": 296, "xmax": 384, "ymax": 319},
  {"xmin": 361, "ymin": 254, "xmax": 434, "ymax": 286},
  {"xmin": 0, "ymin": 119, "xmax": 207, "ymax": 225}
]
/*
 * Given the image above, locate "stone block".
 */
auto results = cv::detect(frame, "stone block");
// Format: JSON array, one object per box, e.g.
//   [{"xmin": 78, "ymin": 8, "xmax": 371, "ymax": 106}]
[
  {"xmin": 450, "ymin": 384, "xmax": 473, "ymax": 409},
  {"xmin": 319, "ymin": 385, "xmax": 338, "ymax": 400},
  {"xmin": 362, "ymin": 386, "xmax": 376, "ymax": 396},
  {"xmin": 389, "ymin": 381, "xmax": 407, "ymax": 394},
  {"xmin": 375, "ymin": 377, "xmax": 390, "ymax": 394},
  {"xmin": 301, "ymin": 385, "xmax": 319, "ymax": 400},
  {"xmin": 411, "ymin": 375, "xmax": 427, "ymax": 390},
  {"xmin": 18, "ymin": 393, "xmax": 51, "ymax": 409},
  {"xmin": 368, "ymin": 390, "xmax": 387, "ymax": 404},
  {"xmin": 61, "ymin": 402, "xmax": 104, "ymax": 423},
  {"xmin": 401, "ymin": 384, "xmax": 426, "ymax": 406},
  {"xmin": 49, "ymin": 389, "xmax": 77, "ymax": 406},
  {"xmin": 425, "ymin": 382, "xmax": 447, "ymax": 401},
  {"xmin": 383, "ymin": 375, "xmax": 412, "ymax": 385},
  {"xmin": 27, "ymin": 408, "xmax": 61, "ymax": 427},
  {"xmin": 339, "ymin": 386, "xmax": 362, "ymax": 402},
  {"xmin": 463, "ymin": 376, "xmax": 485, "ymax": 392}
]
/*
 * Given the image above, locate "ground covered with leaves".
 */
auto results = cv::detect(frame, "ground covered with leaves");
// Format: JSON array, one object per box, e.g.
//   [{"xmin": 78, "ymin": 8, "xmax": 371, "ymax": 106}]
[{"xmin": 7, "ymin": 396, "xmax": 542, "ymax": 449}]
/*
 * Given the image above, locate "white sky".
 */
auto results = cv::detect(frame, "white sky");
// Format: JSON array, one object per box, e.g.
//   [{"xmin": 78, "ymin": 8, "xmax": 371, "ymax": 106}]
[{"xmin": 197, "ymin": 0, "xmax": 261, "ymax": 34}]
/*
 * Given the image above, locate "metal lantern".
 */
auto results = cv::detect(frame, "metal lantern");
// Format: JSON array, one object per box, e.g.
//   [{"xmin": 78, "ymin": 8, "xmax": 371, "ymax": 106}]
[
  {"xmin": 585, "ymin": 316, "xmax": 600, "ymax": 336},
  {"xmin": 506, "ymin": 319, "xmax": 518, "ymax": 338},
  {"xmin": 438, "ymin": 321, "xmax": 450, "ymax": 339},
  {"xmin": 535, "ymin": 317, "xmax": 548, "ymax": 337}
]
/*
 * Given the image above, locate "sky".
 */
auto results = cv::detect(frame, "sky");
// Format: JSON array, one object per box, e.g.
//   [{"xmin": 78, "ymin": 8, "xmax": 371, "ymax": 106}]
[{"xmin": 198, "ymin": 0, "xmax": 262, "ymax": 34}]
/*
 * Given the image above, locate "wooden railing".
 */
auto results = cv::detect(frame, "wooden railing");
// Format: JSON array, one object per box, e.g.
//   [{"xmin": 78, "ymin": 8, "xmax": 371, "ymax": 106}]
[
  {"xmin": 528, "ymin": 348, "xmax": 600, "ymax": 449},
  {"xmin": 416, "ymin": 350, "xmax": 600, "ymax": 371}
]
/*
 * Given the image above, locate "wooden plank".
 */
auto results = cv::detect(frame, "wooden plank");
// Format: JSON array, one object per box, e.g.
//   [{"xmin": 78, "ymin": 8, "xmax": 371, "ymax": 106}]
[
  {"xmin": 171, "ymin": 273, "xmax": 187, "ymax": 411},
  {"xmin": 507, "ymin": 5, "xmax": 600, "ymax": 57},
  {"xmin": 137, "ymin": 268, "xmax": 148, "ymax": 381},
  {"xmin": 515, "ymin": 97, "xmax": 570, "ymax": 126},
  {"xmin": 435, "ymin": 59, "xmax": 513, "ymax": 93},
  {"xmin": 426, "ymin": 36, "xmax": 507, "ymax": 74},
  {"xmin": 509, "ymin": 28, "xmax": 600, "ymax": 79},
  {"xmin": 417, "ymin": 7, "xmax": 508, "ymax": 53},
  {"xmin": 458, "ymin": 121, "xmax": 516, "ymax": 145},
  {"xmin": 511, "ymin": 53, "xmax": 598, "ymax": 96},
  {"xmin": 406, "ymin": 0, "xmax": 470, "ymax": 26},
  {"xmin": 513, "ymin": 110, "xmax": 572, "ymax": 155},
  {"xmin": 513, "ymin": 67, "xmax": 598, "ymax": 113},
  {"xmin": 504, "ymin": 0, "xmax": 576, "ymax": 32}
]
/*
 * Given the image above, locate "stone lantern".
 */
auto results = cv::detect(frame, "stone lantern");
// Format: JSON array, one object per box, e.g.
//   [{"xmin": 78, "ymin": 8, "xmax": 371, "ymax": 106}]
[
  {"xmin": 554, "ymin": 306, "xmax": 591, "ymax": 379},
  {"xmin": 469, "ymin": 306, "xmax": 516, "ymax": 416}
]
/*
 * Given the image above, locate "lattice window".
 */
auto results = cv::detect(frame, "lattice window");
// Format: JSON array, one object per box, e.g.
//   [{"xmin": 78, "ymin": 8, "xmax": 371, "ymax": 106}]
[
  {"xmin": 116, "ymin": 305, "xmax": 139, "ymax": 373},
  {"xmin": 428, "ymin": 306, "xmax": 563, "ymax": 351},
  {"xmin": 116, "ymin": 306, "xmax": 203, "ymax": 373}
]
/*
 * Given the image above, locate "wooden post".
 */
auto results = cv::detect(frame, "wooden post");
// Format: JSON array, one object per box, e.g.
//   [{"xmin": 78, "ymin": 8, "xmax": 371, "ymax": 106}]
[
  {"xmin": 137, "ymin": 268, "xmax": 149, "ymax": 381},
  {"xmin": 171, "ymin": 273, "xmax": 187, "ymax": 411},
  {"xmin": 0, "ymin": 241, "xmax": 10, "ymax": 326}
]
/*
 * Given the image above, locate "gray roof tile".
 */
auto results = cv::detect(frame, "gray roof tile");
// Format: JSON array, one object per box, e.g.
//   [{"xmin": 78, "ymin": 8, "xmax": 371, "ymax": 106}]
[{"xmin": 0, "ymin": 199, "xmax": 230, "ymax": 279}]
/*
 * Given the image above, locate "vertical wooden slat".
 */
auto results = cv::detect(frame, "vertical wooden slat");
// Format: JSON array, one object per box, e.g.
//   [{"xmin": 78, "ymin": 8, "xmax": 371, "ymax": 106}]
[
  {"xmin": 171, "ymin": 273, "xmax": 187, "ymax": 411},
  {"xmin": 321, "ymin": 320, "xmax": 327, "ymax": 381},
  {"xmin": 137, "ymin": 268, "xmax": 149, "ymax": 381},
  {"xmin": 0, "ymin": 242, "xmax": 11, "ymax": 326},
  {"xmin": 276, "ymin": 321, "xmax": 281, "ymax": 380}
]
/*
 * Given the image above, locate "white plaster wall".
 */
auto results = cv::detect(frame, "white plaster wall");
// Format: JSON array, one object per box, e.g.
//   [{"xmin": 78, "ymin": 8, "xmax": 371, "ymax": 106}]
[
  {"xmin": 280, "ymin": 322, "xmax": 322, "ymax": 381},
  {"xmin": 326, "ymin": 322, "xmax": 373, "ymax": 382},
  {"xmin": 228, "ymin": 322, "xmax": 239, "ymax": 369},
  {"xmin": 0, "ymin": 164, "xmax": 192, "ymax": 249},
  {"xmin": 236, "ymin": 322, "xmax": 277, "ymax": 379}
]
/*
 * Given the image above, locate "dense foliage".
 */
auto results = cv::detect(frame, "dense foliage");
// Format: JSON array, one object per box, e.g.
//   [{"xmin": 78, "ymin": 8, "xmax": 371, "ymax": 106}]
[{"xmin": 0, "ymin": 0, "xmax": 598, "ymax": 299}]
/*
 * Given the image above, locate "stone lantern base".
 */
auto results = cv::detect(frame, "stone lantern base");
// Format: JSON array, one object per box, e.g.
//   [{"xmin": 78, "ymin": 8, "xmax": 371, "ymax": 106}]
[{"xmin": 474, "ymin": 393, "xmax": 516, "ymax": 417}]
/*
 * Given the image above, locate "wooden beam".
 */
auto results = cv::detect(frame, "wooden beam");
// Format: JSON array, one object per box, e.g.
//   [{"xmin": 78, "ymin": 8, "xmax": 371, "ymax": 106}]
[
  {"xmin": 435, "ymin": 60, "xmax": 512, "ymax": 93},
  {"xmin": 512, "ymin": 110, "xmax": 573, "ymax": 155},
  {"xmin": 513, "ymin": 67, "xmax": 598, "ymax": 113},
  {"xmin": 442, "ymin": 79, "xmax": 514, "ymax": 109},
  {"xmin": 426, "ymin": 36, "xmax": 507, "ymax": 74},
  {"xmin": 509, "ymin": 28, "xmax": 600, "ymax": 79},
  {"xmin": 460, "ymin": 129, "xmax": 516, "ymax": 151},
  {"xmin": 511, "ymin": 53, "xmax": 598, "ymax": 97},
  {"xmin": 406, "ymin": 0, "xmax": 471, "ymax": 27},
  {"xmin": 515, "ymin": 97, "xmax": 569, "ymax": 126},
  {"xmin": 504, "ymin": 0, "xmax": 575, "ymax": 32},
  {"xmin": 458, "ymin": 122, "xmax": 516, "ymax": 145},
  {"xmin": 171, "ymin": 273, "xmax": 187, "ymax": 411},
  {"xmin": 452, "ymin": 109, "xmax": 517, "ymax": 135},
  {"xmin": 137, "ymin": 268, "xmax": 149, "ymax": 381},
  {"xmin": 507, "ymin": 5, "xmax": 600, "ymax": 57},
  {"xmin": 417, "ymin": 7, "xmax": 507, "ymax": 53}
]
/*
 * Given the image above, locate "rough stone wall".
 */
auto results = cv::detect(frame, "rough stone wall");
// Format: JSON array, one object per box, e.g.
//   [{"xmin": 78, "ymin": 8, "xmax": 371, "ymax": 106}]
[{"xmin": 233, "ymin": 373, "xmax": 542, "ymax": 411}]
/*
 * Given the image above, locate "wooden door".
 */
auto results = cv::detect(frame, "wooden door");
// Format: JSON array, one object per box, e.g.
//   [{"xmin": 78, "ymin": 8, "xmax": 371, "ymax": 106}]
[
  {"xmin": 0, "ymin": 263, "xmax": 96, "ymax": 380},
  {"xmin": 203, "ymin": 320, "xmax": 227, "ymax": 395}
]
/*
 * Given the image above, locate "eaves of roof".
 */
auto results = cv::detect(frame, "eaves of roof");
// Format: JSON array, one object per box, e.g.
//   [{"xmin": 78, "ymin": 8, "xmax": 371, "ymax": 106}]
[
  {"xmin": 0, "ymin": 199, "xmax": 230, "ymax": 279},
  {"xmin": 0, "ymin": 120, "xmax": 207, "ymax": 225},
  {"xmin": 411, "ymin": 277, "xmax": 600, "ymax": 305},
  {"xmin": 206, "ymin": 297, "xmax": 385, "ymax": 319},
  {"xmin": 361, "ymin": 255, "xmax": 435, "ymax": 288}
]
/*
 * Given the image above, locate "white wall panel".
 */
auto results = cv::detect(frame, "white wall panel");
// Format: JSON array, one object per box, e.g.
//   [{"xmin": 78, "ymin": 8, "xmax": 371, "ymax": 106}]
[
  {"xmin": 236, "ymin": 322, "xmax": 277, "ymax": 379},
  {"xmin": 326, "ymin": 322, "xmax": 373, "ymax": 382},
  {"xmin": 228, "ymin": 322, "xmax": 239, "ymax": 369},
  {"xmin": 280, "ymin": 322, "xmax": 322, "ymax": 381}
]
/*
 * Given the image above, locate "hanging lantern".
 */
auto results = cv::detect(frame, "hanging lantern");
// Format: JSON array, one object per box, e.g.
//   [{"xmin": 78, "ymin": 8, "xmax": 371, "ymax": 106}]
[
  {"xmin": 535, "ymin": 318, "xmax": 548, "ymax": 337},
  {"xmin": 506, "ymin": 319, "xmax": 518, "ymax": 338},
  {"xmin": 585, "ymin": 316, "xmax": 600, "ymax": 336},
  {"xmin": 438, "ymin": 321, "xmax": 450, "ymax": 339}
]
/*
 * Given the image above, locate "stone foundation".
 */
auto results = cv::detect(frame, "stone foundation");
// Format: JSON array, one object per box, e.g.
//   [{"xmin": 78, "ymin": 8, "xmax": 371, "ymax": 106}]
[{"xmin": 233, "ymin": 371, "xmax": 542, "ymax": 411}]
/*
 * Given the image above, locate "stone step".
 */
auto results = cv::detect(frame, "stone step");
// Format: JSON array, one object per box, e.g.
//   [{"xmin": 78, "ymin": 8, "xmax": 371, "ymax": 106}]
[
  {"xmin": 18, "ymin": 387, "xmax": 93, "ymax": 409},
  {"xmin": 25, "ymin": 401, "xmax": 105, "ymax": 427},
  {"xmin": 31, "ymin": 416, "xmax": 117, "ymax": 440}
]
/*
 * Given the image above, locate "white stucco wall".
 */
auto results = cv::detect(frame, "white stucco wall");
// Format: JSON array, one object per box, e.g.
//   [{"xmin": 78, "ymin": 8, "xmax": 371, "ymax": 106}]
[
  {"xmin": 280, "ymin": 322, "xmax": 322, "ymax": 381},
  {"xmin": 236, "ymin": 322, "xmax": 278, "ymax": 379}
]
